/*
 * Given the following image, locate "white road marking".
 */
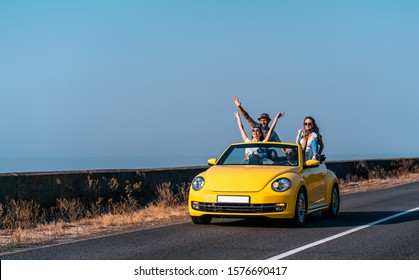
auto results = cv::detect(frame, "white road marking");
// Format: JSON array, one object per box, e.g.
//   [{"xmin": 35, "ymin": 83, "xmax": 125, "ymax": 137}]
[{"xmin": 267, "ymin": 206, "xmax": 419, "ymax": 260}]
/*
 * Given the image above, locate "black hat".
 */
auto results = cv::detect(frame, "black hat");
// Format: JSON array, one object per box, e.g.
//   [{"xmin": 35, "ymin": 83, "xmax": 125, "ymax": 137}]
[{"xmin": 258, "ymin": 113, "xmax": 271, "ymax": 121}]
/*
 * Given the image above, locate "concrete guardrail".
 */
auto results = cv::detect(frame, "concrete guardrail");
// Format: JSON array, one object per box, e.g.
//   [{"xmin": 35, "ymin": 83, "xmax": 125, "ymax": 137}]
[{"xmin": 0, "ymin": 158, "xmax": 418, "ymax": 208}]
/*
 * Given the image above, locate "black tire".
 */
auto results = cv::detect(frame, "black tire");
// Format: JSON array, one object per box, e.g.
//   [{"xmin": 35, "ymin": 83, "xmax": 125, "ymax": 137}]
[
  {"xmin": 322, "ymin": 184, "xmax": 340, "ymax": 218},
  {"xmin": 191, "ymin": 216, "xmax": 212, "ymax": 224},
  {"xmin": 292, "ymin": 188, "xmax": 307, "ymax": 227}
]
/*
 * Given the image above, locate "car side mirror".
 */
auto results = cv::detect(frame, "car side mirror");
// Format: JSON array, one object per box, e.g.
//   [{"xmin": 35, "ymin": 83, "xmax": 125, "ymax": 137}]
[
  {"xmin": 304, "ymin": 159, "xmax": 320, "ymax": 168},
  {"xmin": 207, "ymin": 158, "xmax": 217, "ymax": 166}
]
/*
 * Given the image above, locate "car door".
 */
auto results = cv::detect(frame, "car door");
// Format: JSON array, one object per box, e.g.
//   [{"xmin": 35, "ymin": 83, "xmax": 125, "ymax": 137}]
[{"xmin": 301, "ymin": 163, "xmax": 326, "ymax": 209}]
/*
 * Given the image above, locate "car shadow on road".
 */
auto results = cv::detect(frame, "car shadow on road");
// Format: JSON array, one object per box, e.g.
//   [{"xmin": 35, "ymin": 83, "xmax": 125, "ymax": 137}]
[{"xmin": 208, "ymin": 210, "xmax": 419, "ymax": 229}]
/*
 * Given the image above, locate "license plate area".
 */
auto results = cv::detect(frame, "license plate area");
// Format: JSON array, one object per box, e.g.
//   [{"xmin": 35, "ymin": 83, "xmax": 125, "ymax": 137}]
[{"xmin": 217, "ymin": 196, "xmax": 250, "ymax": 204}]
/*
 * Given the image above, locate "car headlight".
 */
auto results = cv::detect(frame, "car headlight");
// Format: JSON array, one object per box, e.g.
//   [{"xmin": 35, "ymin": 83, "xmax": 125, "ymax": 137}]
[
  {"xmin": 192, "ymin": 176, "xmax": 205, "ymax": 191},
  {"xmin": 271, "ymin": 178, "xmax": 291, "ymax": 192}
]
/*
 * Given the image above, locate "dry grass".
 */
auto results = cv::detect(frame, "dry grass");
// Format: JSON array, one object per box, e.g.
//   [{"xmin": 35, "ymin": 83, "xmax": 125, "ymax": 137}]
[
  {"xmin": 1, "ymin": 165, "xmax": 418, "ymax": 251},
  {"xmin": 339, "ymin": 173, "xmax": 419, "ymax": 194},
  {"xmin": 338, "ymin": 159, "xmax": 419, "ymax": 193},
  {"xmin": 0, "ymin": 182, "xmax": 189, "ymax": 250}
]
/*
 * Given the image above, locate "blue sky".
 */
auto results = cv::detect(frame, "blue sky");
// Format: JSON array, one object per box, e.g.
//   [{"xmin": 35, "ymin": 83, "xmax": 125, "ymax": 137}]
[{"xmin": 1, "ymin": 0, "xmax": 418, "ymax": 169}]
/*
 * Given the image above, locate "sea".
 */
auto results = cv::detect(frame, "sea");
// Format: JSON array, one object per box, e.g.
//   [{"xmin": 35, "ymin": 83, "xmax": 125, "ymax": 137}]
[
  {"xmin": 1, "ymin": 153, "xmax": 418, "ymax": 174},
  {"xmin": 0, "ymin": 156, "xmax": 211, "ymax": 173}
]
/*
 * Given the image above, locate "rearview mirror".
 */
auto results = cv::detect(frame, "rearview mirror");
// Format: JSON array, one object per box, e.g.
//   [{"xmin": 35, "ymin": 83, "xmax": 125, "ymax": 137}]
[{"xmin": 207, "ymin": 158, "xmax": 217, "ymax": 166}]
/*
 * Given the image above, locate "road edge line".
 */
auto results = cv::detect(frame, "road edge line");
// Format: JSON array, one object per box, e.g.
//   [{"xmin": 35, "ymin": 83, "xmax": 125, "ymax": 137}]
[{"xmin": 267, "ymin": 206, "xmax": 419, "ymax": 260}]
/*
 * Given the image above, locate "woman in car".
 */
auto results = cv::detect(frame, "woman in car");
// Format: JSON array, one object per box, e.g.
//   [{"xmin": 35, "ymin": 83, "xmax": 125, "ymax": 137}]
[
  {"xmin": 234, "ymin": 111, "xmax": 283, "ymax": 161},
  {"xmin": 296, "ymin": 116, "xmax": 323, "ymax": 161}
]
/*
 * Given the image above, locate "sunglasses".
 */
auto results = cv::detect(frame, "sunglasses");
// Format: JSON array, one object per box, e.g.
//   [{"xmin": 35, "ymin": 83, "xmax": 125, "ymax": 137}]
[
  {"xmin": 252, "ymin": 129, "xmax": 261, "ymax": 133},
  {"xmin": 304, "ymin": 122, "xmax": 313, "ymax": 126}
]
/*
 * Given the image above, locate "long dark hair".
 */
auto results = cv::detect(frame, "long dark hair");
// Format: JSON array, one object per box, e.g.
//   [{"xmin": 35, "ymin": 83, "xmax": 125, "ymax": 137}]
[{"xmin": 304, "ymin": 116, "xmax": 320, "ymax": 134}]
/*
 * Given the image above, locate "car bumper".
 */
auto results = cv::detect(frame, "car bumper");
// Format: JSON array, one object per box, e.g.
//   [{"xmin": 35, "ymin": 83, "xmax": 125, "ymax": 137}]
[{"xmin": 188, "ymin": 192, "xmax": 297, "ymax": 219}]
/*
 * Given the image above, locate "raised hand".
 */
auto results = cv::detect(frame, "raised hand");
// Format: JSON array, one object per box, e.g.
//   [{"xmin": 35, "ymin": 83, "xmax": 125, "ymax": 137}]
[
  {"xmin": 234, "ymin": 96, "xmax": 241, "ymax": 107},
  {"xmin": 274, "ymin": 112, "xmax": 285, "ymax": 120}
]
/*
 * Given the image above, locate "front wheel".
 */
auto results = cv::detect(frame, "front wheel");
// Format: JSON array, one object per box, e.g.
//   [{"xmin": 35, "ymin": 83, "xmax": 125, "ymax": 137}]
[
  {"xmin": 191, "ymin": 216, "xmax": 212, "ymax": 224},
  {"xmin": 292, "ymin": 189, "xmax": 307, "ymax": 227},
  {"xmin": 322, "ymin": 184, "xmax": 340, "ymax": 218}
]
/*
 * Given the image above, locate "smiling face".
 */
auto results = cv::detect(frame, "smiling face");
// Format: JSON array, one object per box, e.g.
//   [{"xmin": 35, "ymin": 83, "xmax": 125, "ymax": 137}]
[
  {"xmin": 304, "ymin": 117, "xmax": 314, "ymax": 131},
  {"xmin": 252, "ymin": 127, "xmax": 263, "ymax": 141},
  {"xmin": 259, "ymin": 117, "xmax": 270, "ymax": 129}
]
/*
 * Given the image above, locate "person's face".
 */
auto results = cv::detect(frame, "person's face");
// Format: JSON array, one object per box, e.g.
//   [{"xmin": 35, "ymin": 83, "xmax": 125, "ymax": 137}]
[
  {"xmin": 304, "ymin": 119, "xmax": 314, "ymax": 130},
  {"xmin": 259, "ymin": 118, "xmax": 269, "ymax": 128},
  {"xmin": 285, "ymin": 149, "xmax": 296, "ymax": 161},
  {"xmin": 252, "ymin": 127, "xmax": 262, "ymax": 140}
]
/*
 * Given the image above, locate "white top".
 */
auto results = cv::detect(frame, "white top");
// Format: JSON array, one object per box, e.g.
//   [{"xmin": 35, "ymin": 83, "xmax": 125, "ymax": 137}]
[{"xmin": 245, "ymin": 138, "xmax": 259, "ymax": 158}]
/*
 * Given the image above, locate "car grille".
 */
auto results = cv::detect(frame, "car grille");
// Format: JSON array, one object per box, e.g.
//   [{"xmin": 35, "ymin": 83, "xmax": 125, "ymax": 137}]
[{"xmin": 193, "ymin": 203, "xmax": 284, "ymax": 213}]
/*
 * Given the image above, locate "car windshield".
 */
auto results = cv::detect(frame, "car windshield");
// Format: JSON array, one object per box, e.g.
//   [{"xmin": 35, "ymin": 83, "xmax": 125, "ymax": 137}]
[{"xmin": 216, "ymin": 143, "xmax": 299, "ymax": 166}]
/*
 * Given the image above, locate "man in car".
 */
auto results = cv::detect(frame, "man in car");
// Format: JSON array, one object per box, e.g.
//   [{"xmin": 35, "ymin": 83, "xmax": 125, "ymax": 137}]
[
  {"xmin": 234, "ymin": 96, "xmax": 283, "ymax": 142},
  {"xmin": 284, "ymin": 148, "xmax": 298, "ymax": 166}
]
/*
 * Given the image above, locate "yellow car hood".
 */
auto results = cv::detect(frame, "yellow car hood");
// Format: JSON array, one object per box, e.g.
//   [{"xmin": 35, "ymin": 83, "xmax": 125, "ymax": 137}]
[{"xmin": 205, "ymin": 165, "xmax": 293, "ymax": 192}]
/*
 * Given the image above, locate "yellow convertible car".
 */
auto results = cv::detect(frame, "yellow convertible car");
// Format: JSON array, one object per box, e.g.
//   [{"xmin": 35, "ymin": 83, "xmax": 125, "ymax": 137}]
[{"xmin": 188, "ymin": 142, "xmax": 340, "ymax": 226}]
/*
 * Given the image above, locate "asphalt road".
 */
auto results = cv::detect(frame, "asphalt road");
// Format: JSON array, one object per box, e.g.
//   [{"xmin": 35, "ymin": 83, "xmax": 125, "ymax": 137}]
[{"xmin": 1, "ymin": 182, "xmax": 418, "ymax": 260}]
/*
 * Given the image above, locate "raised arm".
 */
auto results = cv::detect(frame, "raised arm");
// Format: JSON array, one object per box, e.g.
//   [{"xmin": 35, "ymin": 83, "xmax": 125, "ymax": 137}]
[
  {"xmin": 263, "ymin": 112, "xmax": 284, "ymax": 142},
  {"xmin": 234, "ymin": 96, "xmax": 256, "ymax": 128},
  {"xmin": 233, "ymin": 111, "xmax": 248, "ymax": 142}
]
